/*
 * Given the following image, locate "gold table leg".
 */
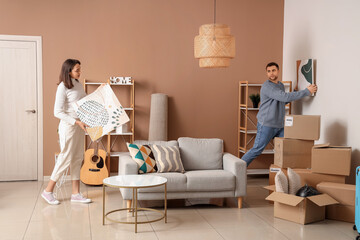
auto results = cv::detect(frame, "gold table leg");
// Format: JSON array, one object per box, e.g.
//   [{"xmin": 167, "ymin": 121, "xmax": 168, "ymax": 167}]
[
  {"xmin": 132, "ymin": 188, "xmax": 135, "ymax": 217},
  {"xmin": 164, "ymin": 183, "xmax": 167, "ymax": 223},
  {"xmin": 102, "ymin": 185, "xmax": 105, "ymax": 225},
  {"xmin": 135, "ymin": 187, "xmax": 138, "ymax": 233}
]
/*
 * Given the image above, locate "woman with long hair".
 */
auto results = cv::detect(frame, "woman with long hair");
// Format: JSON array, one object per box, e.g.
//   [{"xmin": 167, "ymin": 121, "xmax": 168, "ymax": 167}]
[{"xmin": 42, "ymin": 59, "xmax": 92, "ymax": 205}]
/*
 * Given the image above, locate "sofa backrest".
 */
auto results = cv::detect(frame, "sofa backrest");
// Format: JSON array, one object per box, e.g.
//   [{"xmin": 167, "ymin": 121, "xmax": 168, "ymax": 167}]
[
  {"xmin": 178, "ymin": 137, "xmax": 223, "ymax": 171},
  {"xmin": 133, "ymin": 140, "xmax": 179, "ymax": 147}
]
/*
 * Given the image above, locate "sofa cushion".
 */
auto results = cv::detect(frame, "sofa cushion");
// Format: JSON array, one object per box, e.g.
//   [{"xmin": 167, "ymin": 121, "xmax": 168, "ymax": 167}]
[
  {"xmin": 151, "ymin": 145, "xmax": 185, "ymax": 173},
  {"xmin": 178, "ymin": 137, "xmax": 223, "ymax": 170},
  {"xmin": 185, "ymin": 170, "xmax": 235, "ymax": 191},
  {"xmin": 126, "ymin": 143, "xmax": 157, "ymax": 173},
  {"xmin": 134, "ymin": 140, "xmax": 178, "ymax": 147},
  {"xmin": 138, "ymin": 172, "xmax": 187, "ymax": 192}
]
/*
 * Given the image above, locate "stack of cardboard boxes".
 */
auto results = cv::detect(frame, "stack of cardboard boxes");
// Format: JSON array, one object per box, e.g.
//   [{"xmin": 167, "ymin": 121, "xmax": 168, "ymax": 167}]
[{"xmin": 265, "ymin": 115, "xmax": 354, "ymax": 224}]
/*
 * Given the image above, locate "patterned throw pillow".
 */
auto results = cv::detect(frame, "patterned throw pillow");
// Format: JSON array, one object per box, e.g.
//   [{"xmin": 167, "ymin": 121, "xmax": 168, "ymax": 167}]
[
  {"xmin": 150, "ymin": 145, "xmax": 185, "ymax": 173},
  {"xmin": 127, "ymin": 143, "xmax": 157, "ymax": 173}
]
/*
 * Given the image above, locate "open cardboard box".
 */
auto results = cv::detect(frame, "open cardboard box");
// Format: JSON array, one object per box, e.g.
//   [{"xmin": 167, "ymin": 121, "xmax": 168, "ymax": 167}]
[{"xmin": 264, "ymin": 185, "xmax": 338, "ymax": 224}]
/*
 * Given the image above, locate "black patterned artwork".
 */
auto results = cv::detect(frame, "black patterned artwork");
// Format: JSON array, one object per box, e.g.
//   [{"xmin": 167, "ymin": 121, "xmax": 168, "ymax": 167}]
[{"xmin": 77, "ymin": 100, "xmax": 109, "ymax": 128}]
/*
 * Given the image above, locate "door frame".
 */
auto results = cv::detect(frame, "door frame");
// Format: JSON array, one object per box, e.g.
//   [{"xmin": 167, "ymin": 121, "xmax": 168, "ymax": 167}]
[{"xmin": 0, "ymin": 35, "xmax": 43, "ymax": 180}]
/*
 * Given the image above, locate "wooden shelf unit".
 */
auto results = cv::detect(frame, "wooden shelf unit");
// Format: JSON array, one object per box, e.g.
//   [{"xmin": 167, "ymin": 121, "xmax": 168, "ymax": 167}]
[
  {"xmin": 238, "ymin": 81, "xmax": 292, "ymax": 173},
  {"xmin": 83, "ymin": 79, "xmax": 135, "ymax": 172}
]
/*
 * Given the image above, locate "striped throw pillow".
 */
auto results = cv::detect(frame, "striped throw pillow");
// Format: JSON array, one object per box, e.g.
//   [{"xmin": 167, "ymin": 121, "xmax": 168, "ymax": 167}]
[
  {"xmin": 127, "ymin": 143, "xmax": 157, "ymax": 173},
  {"xmin": 151, "ymin": 145, "xmax": 185, "ymax": 173}
]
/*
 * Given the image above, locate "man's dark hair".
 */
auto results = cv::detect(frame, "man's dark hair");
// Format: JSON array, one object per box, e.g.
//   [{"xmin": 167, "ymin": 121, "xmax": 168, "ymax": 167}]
[{"xmin": 266, "ymin": 62, "xmax": 279, "ymax": 70}]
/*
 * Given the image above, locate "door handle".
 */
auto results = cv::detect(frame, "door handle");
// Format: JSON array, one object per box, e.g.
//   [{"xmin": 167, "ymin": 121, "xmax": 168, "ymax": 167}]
[{"xmin": 26, "ymin": 110, "xmax": 36, "ymax": 113}]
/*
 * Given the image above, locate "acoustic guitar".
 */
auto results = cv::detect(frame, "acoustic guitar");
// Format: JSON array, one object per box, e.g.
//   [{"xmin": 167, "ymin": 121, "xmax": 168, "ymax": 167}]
[{"xmin": 80, "ymin": 140, "xmax": 108, "ymax": 185}]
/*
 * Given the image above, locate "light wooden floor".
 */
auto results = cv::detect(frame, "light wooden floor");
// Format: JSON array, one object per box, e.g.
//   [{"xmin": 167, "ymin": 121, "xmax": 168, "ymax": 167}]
[{"xmin": 0, "ymin": 176, "xmax": 357, "ymax": 240}]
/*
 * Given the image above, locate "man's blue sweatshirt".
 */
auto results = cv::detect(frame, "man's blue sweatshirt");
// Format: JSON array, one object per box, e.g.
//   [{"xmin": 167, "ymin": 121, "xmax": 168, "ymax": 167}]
[{"xmin": 257, "ymin": 80, "xmax": 310, "ymax": 128}]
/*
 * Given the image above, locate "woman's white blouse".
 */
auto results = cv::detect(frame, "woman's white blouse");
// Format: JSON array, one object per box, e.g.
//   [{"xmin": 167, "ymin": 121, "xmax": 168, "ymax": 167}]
[{"xmin": 54, "ymin": 79, "xmax": 86, "ymax": 125}]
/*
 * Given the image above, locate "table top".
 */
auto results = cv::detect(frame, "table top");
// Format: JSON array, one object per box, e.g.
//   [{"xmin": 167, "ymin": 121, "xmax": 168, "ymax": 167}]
[{"xmin": 103, "ymin": 175, "xmax": 167, "ymax": 188}]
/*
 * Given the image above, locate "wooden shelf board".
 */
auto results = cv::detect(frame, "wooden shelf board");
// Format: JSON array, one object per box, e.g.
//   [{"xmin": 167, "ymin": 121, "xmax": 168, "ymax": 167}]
[
  {"xmin": 239, "ymin": 130, "xmax": 257, "ymax": 134},
  {"xmin": 109, "ymin": 132, "xmax": 133, "ymax": 136},
  {"xmin": 247, "ymin": 169, "xmax": 269, "ymax": 175},
  {"xmin": 109, "ymin": 83, "xmax": 133, "ymax": 86},
  {"xmin": 239, "ymin": 149, "xmax": 274, "ymax": 154},
  {"xmin": 110, "ymin": 151, "xmax": 129, "ymax": 157},
  {"xmin": 240, "ymin": 107, "xmax": 259, "ymax": 110}
]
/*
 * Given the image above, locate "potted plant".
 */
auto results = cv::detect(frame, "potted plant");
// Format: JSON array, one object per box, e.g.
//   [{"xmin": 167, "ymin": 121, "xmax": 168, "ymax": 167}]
[{"xmin": 249, "ymin": 93, "xmax": 260, "ymax": 108}]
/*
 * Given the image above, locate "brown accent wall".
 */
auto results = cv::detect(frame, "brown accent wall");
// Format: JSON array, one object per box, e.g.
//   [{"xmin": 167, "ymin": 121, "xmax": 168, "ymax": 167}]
[{"xmin": 0, "ymin": 0, "xmax": 284, "ymax": 175}]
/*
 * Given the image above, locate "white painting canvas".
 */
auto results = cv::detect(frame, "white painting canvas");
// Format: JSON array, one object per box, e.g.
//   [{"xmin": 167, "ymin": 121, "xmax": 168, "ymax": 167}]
[
  {"xmin": 73, "ymin": 84, "xmax": 130, "ymax": 141},
  {"xmin": 296, "ymin": 59, "xmax": 315, "ymax": 96}
]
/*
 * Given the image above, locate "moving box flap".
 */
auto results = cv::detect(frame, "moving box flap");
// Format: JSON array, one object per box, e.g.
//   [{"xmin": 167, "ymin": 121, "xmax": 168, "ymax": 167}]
[
  {"xmin": 266, "ymin": 192, "xmax": 304, "ymax": 206},
  {"xmin": 328, "ymin": 146, "xmax": 352, "ymax": 149},
  {"xmin": 313, "ymin": 144, "xmax": 351, "ymax": 150},
  {"xmin": 313, "ymin": 143, "xmax": 330, "ymax": 149},
  {"xmin": 264, "ymin": 185, "xmax": 275, "ymax": 191},
  {"xmin": 307, "ymin": 194, "xmax": 339, "ymax": 206}
]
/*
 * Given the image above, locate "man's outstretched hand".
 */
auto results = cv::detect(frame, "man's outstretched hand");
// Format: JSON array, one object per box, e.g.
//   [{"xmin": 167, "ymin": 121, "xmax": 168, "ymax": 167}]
[{"xmin": 307, "ymin": 84, "xmax": 317, "ymax": 94}]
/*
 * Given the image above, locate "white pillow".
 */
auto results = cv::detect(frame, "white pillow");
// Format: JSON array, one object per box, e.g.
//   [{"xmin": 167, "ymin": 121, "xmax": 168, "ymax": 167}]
[
  {"xmin": 275, "ymin": 171, "xmax": 288, "ymax": 193},
  {"xmin": 287, "ymin": 168, "xmax": 301, "ymax": 195}
]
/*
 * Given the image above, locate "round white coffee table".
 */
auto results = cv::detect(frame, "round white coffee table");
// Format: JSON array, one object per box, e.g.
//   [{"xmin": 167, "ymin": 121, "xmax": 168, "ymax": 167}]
[{"xmin": 102, "ymin": 175, "xmax": 167, "ymax": 233}]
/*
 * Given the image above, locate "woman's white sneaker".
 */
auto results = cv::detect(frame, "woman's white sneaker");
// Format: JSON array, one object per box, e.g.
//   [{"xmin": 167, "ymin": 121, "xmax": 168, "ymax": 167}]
[
  {"xmin": 71, "ymin": 193, "xmax": 92, "ymax": 203},
  {"xmin": 41, "ymin": 190, "xmax": 60, "ymax": 205}
]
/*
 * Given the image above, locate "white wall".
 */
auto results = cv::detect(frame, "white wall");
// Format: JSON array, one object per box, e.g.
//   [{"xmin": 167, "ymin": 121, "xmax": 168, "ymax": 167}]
[{"xmin": 283, "ymin": 0, "xmax": 360, "ymax": 183}]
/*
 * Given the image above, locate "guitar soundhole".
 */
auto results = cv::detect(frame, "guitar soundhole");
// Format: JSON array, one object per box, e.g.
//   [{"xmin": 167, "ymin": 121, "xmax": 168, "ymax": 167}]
[
  {"xmin": 96, "ymin": 157, "xmax": 104, "ymax": 169},
  {"xmin": 91, "ymin": 155, "xmax": 99, "ymax": 163}
]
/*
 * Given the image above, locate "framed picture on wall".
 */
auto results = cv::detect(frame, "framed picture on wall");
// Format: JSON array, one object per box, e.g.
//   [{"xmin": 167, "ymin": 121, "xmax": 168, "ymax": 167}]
[{"xmin": 296, "ymin": 59, "xmax": 315, "ymax": 96}]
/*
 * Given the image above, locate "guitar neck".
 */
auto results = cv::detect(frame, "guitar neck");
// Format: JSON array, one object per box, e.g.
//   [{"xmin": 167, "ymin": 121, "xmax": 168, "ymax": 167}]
[{"xmin": 94, "ymin": 140, "xmax": 99, "ymax": 156}]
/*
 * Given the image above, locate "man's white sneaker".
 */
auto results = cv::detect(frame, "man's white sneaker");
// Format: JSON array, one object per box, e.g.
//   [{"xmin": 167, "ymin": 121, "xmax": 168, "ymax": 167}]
[
  {"xmin": 41, "ymin": 190, "xmax": 60, "ymax": 205},
  {"xmin": 71, "ymin": 193, "xmax": 92, "ymax": 203}
]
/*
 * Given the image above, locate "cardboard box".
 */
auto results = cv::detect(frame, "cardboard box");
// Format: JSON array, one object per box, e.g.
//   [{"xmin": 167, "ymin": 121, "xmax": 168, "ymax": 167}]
[
  {"xmin": 316, "ymin": 182, "xmax": 355, "ymax": 223},
  {"xmin": 284, "ymin": 115, "xmax": 320, "ymax": 140},
  {"xmin": 274, "ymin": 137, "xmax": 314, "ymax": 168},
  {"xmin": 312, "ymin": 144, "xmax": 352, "ymax": 176},
  {"xmin": 316, "ymin": 182, "xmax": 355, "ymax": 206},
  {"xmin": 269, "ymin": 164, "xmax": 346, "ymax": 187},
  {"xmin": 326, "ymin": 204, "xmax": 355, "ymax": 223},
  {"xmin": 265, "ymin": 190, "xmax": 338, "ymax": 224}
]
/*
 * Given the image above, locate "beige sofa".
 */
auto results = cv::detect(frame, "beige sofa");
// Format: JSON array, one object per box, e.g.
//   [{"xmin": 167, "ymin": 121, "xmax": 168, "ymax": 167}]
[{"xmin": 118, "ymin": 137, "xmax": 247, "ymax": 208}]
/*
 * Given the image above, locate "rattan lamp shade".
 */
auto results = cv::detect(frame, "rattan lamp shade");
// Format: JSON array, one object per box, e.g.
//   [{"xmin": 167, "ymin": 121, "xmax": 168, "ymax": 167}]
[{"xmin": 194, "ymin": 24, "xmax": 235, "ymax": 68}]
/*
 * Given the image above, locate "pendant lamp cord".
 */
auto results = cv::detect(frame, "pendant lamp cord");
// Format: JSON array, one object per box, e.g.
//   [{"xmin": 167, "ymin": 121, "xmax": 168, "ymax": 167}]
[
  {"xmin": 213, "ymin": 0, "xmax": 216, "ymax": 41},
  {"xmin": 214, "ymin": 0, "xmax": 216, "ymax": 25}
]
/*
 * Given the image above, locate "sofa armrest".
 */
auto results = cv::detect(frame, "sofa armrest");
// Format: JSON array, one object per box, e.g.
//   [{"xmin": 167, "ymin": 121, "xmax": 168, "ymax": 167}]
[
  {"xmin": 223, "ymin": 152, "xmax": 247, "ymax": 197},
  {"xmin": 118, "ymin": 152, "xmax": 138, "ymax": 175}
]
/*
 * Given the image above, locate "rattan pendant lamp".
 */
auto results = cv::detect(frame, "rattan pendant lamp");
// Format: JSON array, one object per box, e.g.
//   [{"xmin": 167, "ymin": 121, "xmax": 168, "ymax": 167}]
[{"xmin": 194, "ymin": 0, "xmax": 235, "ymax": 68}]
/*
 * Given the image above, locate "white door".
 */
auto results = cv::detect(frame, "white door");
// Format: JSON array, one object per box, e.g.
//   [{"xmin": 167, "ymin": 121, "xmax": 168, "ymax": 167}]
[{"xmin": 0, "ymin": 39, "xmax": 39, "ymax": 180}]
